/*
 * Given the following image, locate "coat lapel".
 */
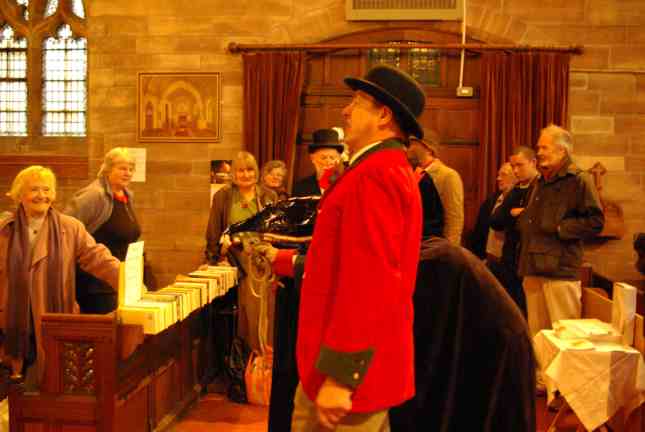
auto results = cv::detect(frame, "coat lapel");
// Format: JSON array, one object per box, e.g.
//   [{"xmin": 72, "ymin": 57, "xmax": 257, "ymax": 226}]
[{"xmin": 31, "ymin": 219, "xmax": 49, "ymax": 268}]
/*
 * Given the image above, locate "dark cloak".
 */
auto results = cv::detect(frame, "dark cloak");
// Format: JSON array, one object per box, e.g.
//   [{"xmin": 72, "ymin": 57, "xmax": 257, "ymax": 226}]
[{"xmin": 390, "ymin": 237, "xmax": 536, "ymax": 432}]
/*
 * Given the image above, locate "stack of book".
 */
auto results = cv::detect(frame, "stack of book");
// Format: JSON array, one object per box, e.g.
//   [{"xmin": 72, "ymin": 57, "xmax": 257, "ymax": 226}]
[{"xmin": 117, "ymin": 242, "xmax": 238, "ymax": 334}]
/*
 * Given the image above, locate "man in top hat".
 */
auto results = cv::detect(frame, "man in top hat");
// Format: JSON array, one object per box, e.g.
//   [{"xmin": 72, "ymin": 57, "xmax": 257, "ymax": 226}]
[
  {"xmin": 259, "ymin": 64, "xmax": 424, "ymax": 431},
  {"xmin": 293, "ymin": 128, "xmax": 344, "ymax": 197}
]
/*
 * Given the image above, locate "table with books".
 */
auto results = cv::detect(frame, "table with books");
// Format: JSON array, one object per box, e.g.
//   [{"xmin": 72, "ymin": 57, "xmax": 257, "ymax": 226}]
[
  {"xmin": 534, "ymin": 319, "xmax": 645, "ymax": 431},
  {"xmin": 8, "ymin": 241, "xmax": 238, "ymax": 432}
]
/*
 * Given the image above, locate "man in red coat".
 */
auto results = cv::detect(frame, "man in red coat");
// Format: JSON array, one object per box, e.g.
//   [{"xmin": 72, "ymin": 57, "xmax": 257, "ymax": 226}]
[{"xmin": 263, "ymin": 64, "xmax": 425, "ymax": 431}]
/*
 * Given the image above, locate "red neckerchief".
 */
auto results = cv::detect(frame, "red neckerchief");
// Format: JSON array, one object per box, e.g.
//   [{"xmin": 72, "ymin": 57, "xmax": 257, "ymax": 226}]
[{"xmin": 114, "ymin": 193, "xmax": 128, "ymax": 204}]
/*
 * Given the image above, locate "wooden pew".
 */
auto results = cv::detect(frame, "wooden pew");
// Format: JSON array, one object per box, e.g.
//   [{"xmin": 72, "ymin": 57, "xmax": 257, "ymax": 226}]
[{"xmin": 8, "ymin": 305, "xmax": 211, "ymax": 432}]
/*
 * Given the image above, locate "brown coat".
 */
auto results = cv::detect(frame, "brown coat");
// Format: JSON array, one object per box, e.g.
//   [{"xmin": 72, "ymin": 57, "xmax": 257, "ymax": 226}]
[{"xmin": 0, "ymin": 211, "xmax": 120, "ymax": 383}]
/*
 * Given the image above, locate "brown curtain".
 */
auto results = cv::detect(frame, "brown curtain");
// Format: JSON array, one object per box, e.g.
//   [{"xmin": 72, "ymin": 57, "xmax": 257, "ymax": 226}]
[
  {"xmin": 243, "ymin": 52, "xmax": 305, "ymax": 187},
  {"xmin": 478, "ymin": 51, "xmax": 570, "ymax": 202}
]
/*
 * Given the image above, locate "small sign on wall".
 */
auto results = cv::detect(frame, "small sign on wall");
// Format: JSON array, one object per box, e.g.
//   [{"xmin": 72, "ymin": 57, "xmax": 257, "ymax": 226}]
[{"xmin": 127, "ymin": 148, "xmax": 147, "ymax": 183}]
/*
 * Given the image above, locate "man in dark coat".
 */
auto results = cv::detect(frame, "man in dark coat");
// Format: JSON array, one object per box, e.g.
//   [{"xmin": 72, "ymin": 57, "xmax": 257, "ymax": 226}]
[
  {"xmin": 390, "ymin": 236, "xmax": 536, "ymax": 432},
  {"xmin": 292, "ymin": 129, "xmax": 344, "ymax": 197}
]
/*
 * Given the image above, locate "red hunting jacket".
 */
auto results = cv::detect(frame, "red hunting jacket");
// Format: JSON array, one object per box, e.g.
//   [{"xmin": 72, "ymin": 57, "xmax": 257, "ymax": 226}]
[{"xmin": 286, "ymin": 139, "xmax": 422, "ymax": 413}]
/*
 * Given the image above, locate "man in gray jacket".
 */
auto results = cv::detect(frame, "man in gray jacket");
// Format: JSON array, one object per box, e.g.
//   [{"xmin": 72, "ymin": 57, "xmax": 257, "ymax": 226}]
[{"xmin": 517, "ymin": 124, "xmax": 604, "ymax": 338}]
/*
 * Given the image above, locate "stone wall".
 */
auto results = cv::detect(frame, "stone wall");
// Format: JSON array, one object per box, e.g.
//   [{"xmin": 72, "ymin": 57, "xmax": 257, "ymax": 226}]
[{"xmin": 1, "ymin": 0, "xmax": 643, "ymax": 286}]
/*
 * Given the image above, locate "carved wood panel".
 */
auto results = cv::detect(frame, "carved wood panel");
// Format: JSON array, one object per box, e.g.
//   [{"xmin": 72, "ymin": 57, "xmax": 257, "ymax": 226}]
[{"xmin": 62, "ymin": 341, "xmax": 96, "ymax": 395}]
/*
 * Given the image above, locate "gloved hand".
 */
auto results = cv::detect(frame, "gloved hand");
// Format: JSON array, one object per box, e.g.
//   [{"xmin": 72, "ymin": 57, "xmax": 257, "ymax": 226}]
[{"xmin": 254, "ymin": 242, "xmax": 278, "ymax": 263}]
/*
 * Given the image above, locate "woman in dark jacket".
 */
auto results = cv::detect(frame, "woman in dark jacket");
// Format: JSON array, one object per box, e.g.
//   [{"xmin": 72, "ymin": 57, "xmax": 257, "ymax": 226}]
[{"xmin": 65, "ymin": 147, "xmax": 141, "ymax": 314}]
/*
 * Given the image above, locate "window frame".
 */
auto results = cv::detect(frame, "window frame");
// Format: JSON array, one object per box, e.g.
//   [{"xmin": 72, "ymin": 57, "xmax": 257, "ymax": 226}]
[{"xmin": 0, "ymin": 0, "xmax": 87, "ymax": 150}]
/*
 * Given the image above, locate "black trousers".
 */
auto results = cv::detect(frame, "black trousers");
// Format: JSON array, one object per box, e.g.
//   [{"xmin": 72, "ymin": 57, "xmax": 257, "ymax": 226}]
[{"xmin": 268, "ymin": 277, "xmax": 300, "ymax": 432}]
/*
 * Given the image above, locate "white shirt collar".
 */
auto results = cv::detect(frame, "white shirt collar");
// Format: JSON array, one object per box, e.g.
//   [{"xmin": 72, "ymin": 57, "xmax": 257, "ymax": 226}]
[{"xmin": 349, "ymin": 141, "xmax": 382, "ymax": 166}]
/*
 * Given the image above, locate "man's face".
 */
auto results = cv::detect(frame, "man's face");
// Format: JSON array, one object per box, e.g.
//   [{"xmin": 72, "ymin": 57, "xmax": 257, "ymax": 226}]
[
  {"xmin": 496, "ymin": 165, "xmax": 516, "ymax": 193},
  {"xmin": 536, "ymin": 133, "xmax": 566, "ymax": 173},
  {"xmin": 310, "ymin": 148, "xmax": 340, "ymax": 175},
  {"xmin": 406, "ymin": 141, "xmax": 428, "ymax": 169},
  {"xmin": 342, "ymin": 90, "xmax": 383, "ymax": 152},
  {"xmin": 509, "ymin": 153, "xmax": 537, "ymax": 183}
]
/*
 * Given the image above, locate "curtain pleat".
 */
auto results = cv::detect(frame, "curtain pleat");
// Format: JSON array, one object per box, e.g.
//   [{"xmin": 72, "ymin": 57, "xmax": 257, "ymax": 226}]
[
  {"xmin": 243, "ymin": 52, "xmax": 305, "ymax": 188},
  {"xmin": 478, "ymin": 52, "xmax": 570, "ymax": 202}
]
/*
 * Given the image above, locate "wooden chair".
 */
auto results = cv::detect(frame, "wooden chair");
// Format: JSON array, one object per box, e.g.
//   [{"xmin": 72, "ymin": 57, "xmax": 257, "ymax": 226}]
[{"xmin": 548, "ymin": 287, "xmax": 645, "ymax": 432}]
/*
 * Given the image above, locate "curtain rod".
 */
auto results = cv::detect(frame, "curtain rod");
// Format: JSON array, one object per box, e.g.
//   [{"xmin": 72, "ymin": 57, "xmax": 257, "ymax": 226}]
[{"xmin": 228, "ymin": 42, "xmax": 583, "ymax": 55}]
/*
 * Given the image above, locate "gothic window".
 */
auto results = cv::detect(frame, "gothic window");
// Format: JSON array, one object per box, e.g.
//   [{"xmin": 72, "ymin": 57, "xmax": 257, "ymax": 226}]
[
  {"xmin": 0, "ymin": 25, "xmax": 28, "ymax": 136},
  {"xmin": 0, "ymin": 0, "xmax": 87, "ymax": 143}
]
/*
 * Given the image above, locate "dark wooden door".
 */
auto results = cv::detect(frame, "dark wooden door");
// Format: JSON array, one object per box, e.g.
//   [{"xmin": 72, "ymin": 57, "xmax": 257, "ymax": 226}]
[{"xmin": 297, "ymin": 27, "xmax": 483, "ymax": 233}]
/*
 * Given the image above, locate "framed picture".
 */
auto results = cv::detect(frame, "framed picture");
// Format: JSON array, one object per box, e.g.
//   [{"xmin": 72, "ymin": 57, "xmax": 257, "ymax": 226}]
[{"xmin": 138, "ymin": 72, "xmax": 221, "ymax": 142}]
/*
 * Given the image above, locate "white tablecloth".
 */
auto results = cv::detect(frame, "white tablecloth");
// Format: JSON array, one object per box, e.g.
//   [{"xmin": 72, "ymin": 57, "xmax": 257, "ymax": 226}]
[{"xmin": 534, "ymin": 330, "xmax": 645, "ymax": 431}]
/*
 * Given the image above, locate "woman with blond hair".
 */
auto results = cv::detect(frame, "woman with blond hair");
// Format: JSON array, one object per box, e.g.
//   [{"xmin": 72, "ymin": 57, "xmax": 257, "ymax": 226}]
[
  {"xmin": 205, "ymin": 151, "xmax": 277, "ymax": 351},
  {"xmin": 65, "ymin": 147, "xmax": 143, "ymax": 314},
  {"xmin": 0, "ymin": 166, "xmax": 119, "ymax": 388}
]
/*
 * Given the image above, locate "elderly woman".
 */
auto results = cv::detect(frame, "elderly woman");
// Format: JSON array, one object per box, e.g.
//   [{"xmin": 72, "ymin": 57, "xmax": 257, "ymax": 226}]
[
  {"xmin": 205, "ymin": 151, "xmax": 276, "ymax": 351},
  {"xmin": 261, "ymin": 160, "xmax": 289, "ymax": 201},
  {"xmin": 0, "ymin": 166, "xmax": 119, "ymax": 387},
  {"xmin": 64, "ymin": 148, "xmax": 142, "ymax": 314}
]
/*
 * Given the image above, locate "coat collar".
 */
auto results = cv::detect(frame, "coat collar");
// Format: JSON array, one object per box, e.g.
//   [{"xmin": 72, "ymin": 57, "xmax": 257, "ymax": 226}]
[
  {"xmin": 542, "ymin": 156, "xmax": 580, "ymax": 184},
  {"xmin": 99, "ymin": 175, "xmax": 134, "ymax": 200},
  {"xmin": 0, "ymin": 210, "xmax": 65, "ymax": 267}
]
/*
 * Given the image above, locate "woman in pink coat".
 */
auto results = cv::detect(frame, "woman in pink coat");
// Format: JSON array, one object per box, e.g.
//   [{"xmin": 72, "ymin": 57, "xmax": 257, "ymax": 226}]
[{"xmin": 0, "ymin": 166, "xmax": 120, "ymax": 388}]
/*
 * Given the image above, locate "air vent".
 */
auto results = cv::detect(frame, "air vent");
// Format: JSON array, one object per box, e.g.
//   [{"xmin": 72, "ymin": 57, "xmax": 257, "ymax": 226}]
[{"xmin": 346, "ymin": 0, "xmax": 463, "ymax": 20}]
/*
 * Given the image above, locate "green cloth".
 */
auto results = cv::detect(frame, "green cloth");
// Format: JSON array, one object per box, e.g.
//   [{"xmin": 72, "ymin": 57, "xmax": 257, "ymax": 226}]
[{"xmin": 229, "ymin": 188, "xmax": 259, "ymax": 224}]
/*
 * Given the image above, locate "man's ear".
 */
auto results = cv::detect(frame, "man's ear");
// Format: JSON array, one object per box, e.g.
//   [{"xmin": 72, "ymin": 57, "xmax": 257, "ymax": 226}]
[{"xmin": 378, "ymin": 105, "xmax": 394, "ymax": 128}]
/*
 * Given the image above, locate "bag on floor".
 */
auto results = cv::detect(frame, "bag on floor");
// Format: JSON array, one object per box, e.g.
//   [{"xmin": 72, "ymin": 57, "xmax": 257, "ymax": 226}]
[{"xmin": 244, "ymin": 348, "xmax": 272, "ymax": 406}]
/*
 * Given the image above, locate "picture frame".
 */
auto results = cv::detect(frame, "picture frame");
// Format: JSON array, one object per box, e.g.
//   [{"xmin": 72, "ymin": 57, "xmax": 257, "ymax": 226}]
[{"xmin": 138, "ymin": 72, "xmax": 221, "ymax": 142}]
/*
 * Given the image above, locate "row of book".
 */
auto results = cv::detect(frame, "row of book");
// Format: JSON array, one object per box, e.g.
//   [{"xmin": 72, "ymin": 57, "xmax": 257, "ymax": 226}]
[{"xmin": 118, "ymin": 266, "xmax": 238, "ymax": 334}]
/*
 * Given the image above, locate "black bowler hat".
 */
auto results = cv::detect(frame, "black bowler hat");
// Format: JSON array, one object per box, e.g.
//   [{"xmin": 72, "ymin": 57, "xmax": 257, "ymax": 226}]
[
  {"xmin": 308, "ymin": 128, "xmax": 344, "ymax": 153},
  {"xmin": 344, "ymin": 64, "xmax": 426, "ymax": 139}
]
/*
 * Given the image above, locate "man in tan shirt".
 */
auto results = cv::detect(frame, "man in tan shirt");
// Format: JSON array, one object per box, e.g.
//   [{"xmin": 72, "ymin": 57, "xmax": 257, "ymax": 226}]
[{"xmin": 408, "ymin": 131, "xmax": 464, "ymax": 245}]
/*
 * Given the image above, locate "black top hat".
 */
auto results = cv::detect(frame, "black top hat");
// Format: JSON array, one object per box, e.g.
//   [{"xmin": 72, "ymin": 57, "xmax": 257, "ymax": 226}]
[
  {"xmin": 344, "ymin": 64, "xmax": 426, "ymax": 139},
  {"xmin": 308, "ymin": 128, "xmax": 344, "ymax": 153}
]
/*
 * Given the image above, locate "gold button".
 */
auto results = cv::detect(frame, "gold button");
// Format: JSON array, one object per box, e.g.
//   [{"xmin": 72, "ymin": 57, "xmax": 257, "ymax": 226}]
[{"xmin": 353, "ymin": 372, "xmax": 359, "ymax": 380}]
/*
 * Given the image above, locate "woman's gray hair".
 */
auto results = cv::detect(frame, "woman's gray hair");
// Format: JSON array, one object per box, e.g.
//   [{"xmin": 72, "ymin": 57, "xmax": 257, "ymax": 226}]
[
  {"xmin": 98, "ymin": 147, "xmax": 135, "ymax": 178},
  {"xmin": 541, "ymin": 124, "xmax": 572, "ymax": 155}
]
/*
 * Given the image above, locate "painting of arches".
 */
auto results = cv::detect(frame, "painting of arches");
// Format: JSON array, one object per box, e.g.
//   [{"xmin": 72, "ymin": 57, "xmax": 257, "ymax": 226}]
[{"xmin": 138, "ymin": 72, "xmax": 221, "ymax": 142}]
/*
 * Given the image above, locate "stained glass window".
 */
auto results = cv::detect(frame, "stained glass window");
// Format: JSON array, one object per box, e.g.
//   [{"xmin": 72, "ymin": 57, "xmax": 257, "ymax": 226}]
[
  {"xmin": 42, "ymin": 24, "xmax": 86, "ymax": 136},
  {"xmin": 16, "ymin": 0, "xmax": 29, "ymax": 20},
  {"xmin": 0, "ymin": 25, "xmax": 27, "ymax": 136},
  {"xmin": 72, "ymin": 0, "xmax": 84, "ymax": 18},
  {"xmin": 44, "ymin": 0, "xmax": 57, "ymax": 17}
]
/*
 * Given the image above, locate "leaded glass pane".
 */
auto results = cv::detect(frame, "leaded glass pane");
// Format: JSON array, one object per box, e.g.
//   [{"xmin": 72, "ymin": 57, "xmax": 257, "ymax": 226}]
[
  {"xmin": 42, "ymin": 24, "xmax": 87, "ymax": 136},
  {"xmin": 0, "ymin": 25, "xmax": 27, "ymax": 136},
  {"xmin": 16, "ymin": 0, "xmax": 29, "ymax": 20},
  {"xmin": 44, "ymin": 0, "xmax": 58, "ymax": 17},
  {"xmin": 409, "ymin": 48, "xmax": 441, "ymax": 86},
  {"xmin": 72, "ymin": 0, "xmax": 85, "ymax": 18}
]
